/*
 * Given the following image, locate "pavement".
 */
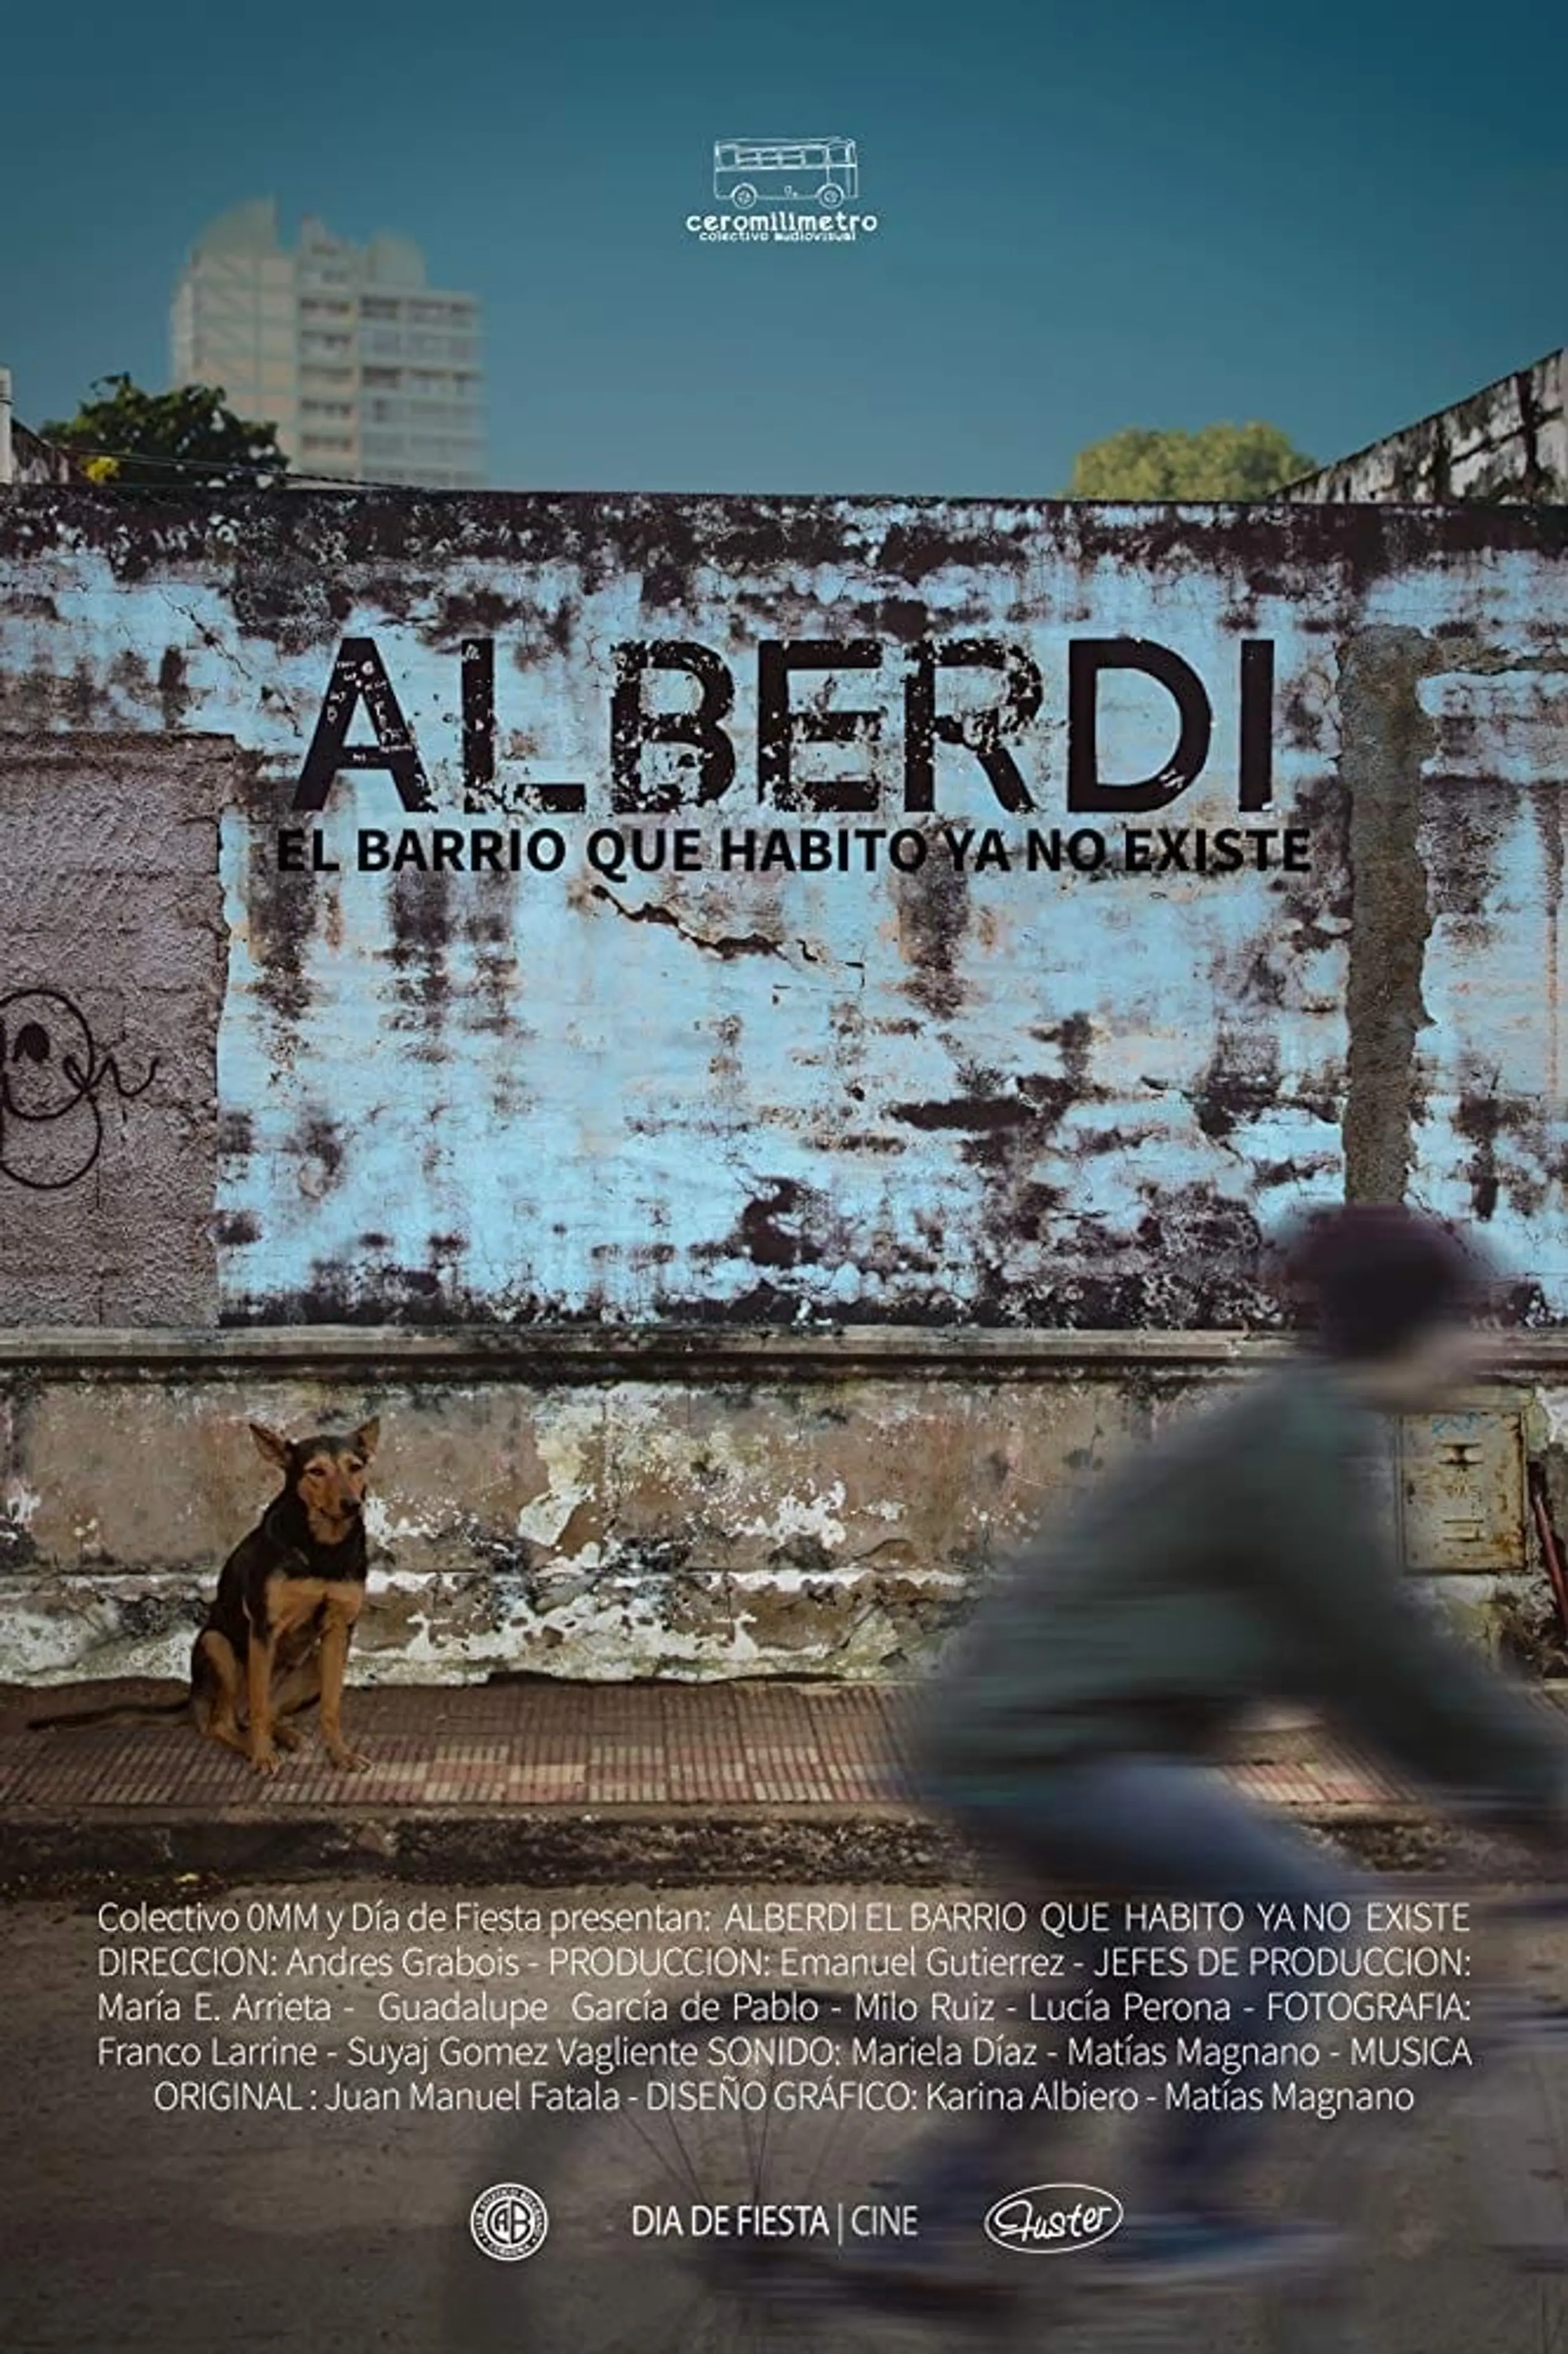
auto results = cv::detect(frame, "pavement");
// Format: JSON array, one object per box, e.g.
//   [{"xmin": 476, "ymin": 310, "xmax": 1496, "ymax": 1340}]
[
  {"xmin": 7, "ymin": 1684, "xmax": 1565, "ymax": 2351},
  {"xmin": 0, "ymin": 1675, "xmax": 1457, "ymax": 1893},
  {"xmin": 11, "ymin": 1865, "xmax": 1566, "ymax": 2353}
]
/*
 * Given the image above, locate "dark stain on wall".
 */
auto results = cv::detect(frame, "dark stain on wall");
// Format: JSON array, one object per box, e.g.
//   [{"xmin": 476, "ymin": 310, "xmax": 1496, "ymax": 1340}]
[
  {"xmin": 874, "ymin": 518, "xmax": 1025, "ymax": 585},
  {"xmin": 459, "ymin": 889, "xmax": 526, "ymax": 1039},
  {"xmin": 734, "ymin": 1179, "xmax": 828, "ymax": 1269},
  {"xmin": 3, "ymin": 485, "xmax": 1564, "ymax": 614},
  {"xmin": 238, "ymin": 758, "xmax": 318, "ymax": 1041},
  {"xmin": 869, "ymin": 597, "xmax": 933, "ymax": 643},
  {"xmin": 1267, "ymin": 770, "xmax": 1352, "ymax": 957},
  {"xmin": 288, "ymin": 1114, "xmax": 349, "ymax": 1203},
  {"xmin": 1453, "ymin": 1076, "xmax": 1506, "ymax": 1223},
  {"xmin": 889, "ymin": 1093, "xmax": 1038, "ymax": 1134},
  {"xmin": 233, "ymin": 546, "xmax": 348, "ymax": 657},
  {"xmin": 892, "ymin": 837, "xmax": 971, "ymax": 1017},
  {"xmin": 428, "ymin": 585, "xmax": 523, "ymax": 643},
  {"xmin": 1339, "ymin": 627, "xmax": 1436, "ymax": 1205},
  {"xmin": 157, "ymin": 647, "xmax": 192, "ymax": 730},
  {"xmin": 388, "ymin": 867, "xmax": 455, "ymax": 1046},
  {"xmin": 1420, "ymin": 779, "xmax": 1512, "ymax": 923},
  {"xmin": 1194, "ymin": 1065, "xmax": 1276, "ymax": 1146},
  {"xmin": 1447, "ymin": 1063, "xmax": 1568, "ymax": 1227}
]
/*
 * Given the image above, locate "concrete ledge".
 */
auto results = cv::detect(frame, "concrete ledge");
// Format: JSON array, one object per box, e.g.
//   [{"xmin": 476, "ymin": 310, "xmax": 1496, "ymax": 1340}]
[
  {"xmin": 0, "ymin": 1796, "xmax": 1463, "ymax": 1901},
  {"xmin": 3, "ymin": 1323, "xmax": 1567, "ymax": 1380},
  {"xmin": 0, "ymin": 1803, "xmax": 959, "ymax": 1895},
  {"xmin": 0, "ymin": 1322, "xmax": 1300, "ymax": 1378}
]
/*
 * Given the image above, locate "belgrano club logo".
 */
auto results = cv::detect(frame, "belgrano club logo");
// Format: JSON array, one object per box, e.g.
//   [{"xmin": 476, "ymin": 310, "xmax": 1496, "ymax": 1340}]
[
  {"xmin": 687, "ymin": 135, "xmax": 879, "ymax": 243},
  {"xmin": 470, "ymin": 2182, "xmax": 550, "ymax": 2262}
]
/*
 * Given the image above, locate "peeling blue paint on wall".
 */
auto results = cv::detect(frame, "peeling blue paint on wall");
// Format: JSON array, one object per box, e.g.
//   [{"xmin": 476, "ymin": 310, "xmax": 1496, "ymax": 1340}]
[{"xmin": 2, "ymin": 493, "xmax": 1566, "ymax": 1327}]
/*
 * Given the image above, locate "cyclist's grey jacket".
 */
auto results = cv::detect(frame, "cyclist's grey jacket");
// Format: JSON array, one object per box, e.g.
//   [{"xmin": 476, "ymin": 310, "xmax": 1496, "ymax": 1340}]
[{"xmin": 915, "ymin": 1357, "xmax": 1566, "ymax": 1812}]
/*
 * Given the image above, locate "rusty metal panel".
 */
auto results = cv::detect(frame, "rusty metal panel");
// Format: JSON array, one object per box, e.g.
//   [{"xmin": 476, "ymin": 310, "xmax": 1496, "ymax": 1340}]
[{"xmin": 1396, "ymin": 1410, "xmax": 1527, "ymax": 1573}]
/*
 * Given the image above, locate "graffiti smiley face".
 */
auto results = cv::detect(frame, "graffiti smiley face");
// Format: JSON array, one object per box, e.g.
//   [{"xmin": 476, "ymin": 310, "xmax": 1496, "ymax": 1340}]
[
  {"xmin": 0, "ymin": 987, "xmax": 159, "ymax": 1192},
  {"xmin": 1, "ymin": 991, "xmax": 97, "ymax": 1123}
]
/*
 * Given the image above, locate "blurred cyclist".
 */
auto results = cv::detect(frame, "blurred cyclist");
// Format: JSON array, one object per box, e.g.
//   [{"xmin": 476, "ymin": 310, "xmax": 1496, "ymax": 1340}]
[{"xmin": 877, "ymin": 1204, "xmax": 1568, "ymax": 2289}]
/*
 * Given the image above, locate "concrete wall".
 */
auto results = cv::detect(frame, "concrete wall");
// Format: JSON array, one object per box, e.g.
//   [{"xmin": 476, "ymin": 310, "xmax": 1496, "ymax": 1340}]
[
  {"xmin": 2, "ymin": 1327, "xmax": 1556, "ymax": 1688},
  {"xmin": 2, "ymin": 489, "xmax": 1568, "ymax": 1682},
  {"xmin": 0, "ymin": 738, "xmax": 225, "ymax": 1322},
  {"xmin": 1284, "ymin": 347, "xmax": 1568, "ymax": 505},
  {"xmin": 4, "ymin": 420, "xmax": 83, "ymax": 489},
  {"xmin": 0, "ymin": 1329, "xmax": 1149, "ymax": 1684},
  {"xmin": 2, "ymin": 493, "xmax": 1567, "ymax": 1330}
]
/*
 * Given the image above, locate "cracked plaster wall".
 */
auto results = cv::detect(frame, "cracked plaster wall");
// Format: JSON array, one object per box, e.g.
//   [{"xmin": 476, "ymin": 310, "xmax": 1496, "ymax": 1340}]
[{"xmin": 2, "ymin": 493, "xmax": 1567, "ymax": 1680}]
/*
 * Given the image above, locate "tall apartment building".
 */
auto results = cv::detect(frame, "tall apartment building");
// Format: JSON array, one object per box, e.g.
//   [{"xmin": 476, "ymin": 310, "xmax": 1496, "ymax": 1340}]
[{"xmin": 171, "ymin": 200, "xmax": 486, "ymax": 488}]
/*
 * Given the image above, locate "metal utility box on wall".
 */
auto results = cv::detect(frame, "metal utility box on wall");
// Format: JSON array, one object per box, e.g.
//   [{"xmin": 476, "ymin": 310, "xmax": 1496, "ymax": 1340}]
[{"xmin": 1392, "ymin": 1406, "xmax": 1528, "ymax": 1574}]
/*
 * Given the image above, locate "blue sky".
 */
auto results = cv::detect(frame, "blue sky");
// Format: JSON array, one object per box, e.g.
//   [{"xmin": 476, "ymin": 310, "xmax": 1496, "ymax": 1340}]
[{"xmin": 2, "ymin": 0, "xmax": 1563, "ymax": 494}]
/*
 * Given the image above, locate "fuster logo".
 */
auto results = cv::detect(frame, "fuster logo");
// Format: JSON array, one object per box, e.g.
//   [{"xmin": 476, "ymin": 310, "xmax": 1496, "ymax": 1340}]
[
  {"xmin": 983, "ymin": 2184, "xmax": 1125, "ymax": 2255},
  {"xmin": 470, "ymin": 2182, "xmax": 550, "ymax": 2262}
]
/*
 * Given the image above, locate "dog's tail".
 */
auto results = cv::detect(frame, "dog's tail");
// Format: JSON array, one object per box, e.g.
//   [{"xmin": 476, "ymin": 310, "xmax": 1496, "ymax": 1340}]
[{"xmin": 28, "ymin": 1697, "xmax": 189, "ymax": 1732}]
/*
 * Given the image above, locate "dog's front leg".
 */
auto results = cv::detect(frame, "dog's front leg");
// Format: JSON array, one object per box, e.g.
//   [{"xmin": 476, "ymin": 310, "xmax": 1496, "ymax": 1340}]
[
  {"xmin": 246, "ymin": 1634, "xmax": 281, "ymax": 1774},
  {"xmin": 318, "ymin": 1613, "xmax": 368, "ymax": 1772}
]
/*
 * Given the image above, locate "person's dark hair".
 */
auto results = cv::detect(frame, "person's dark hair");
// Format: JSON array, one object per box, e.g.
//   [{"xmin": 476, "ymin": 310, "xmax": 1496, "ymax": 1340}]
[{"xmin": 1278, "ymin": 1205, "xmax": 1488, "ymax": 1363}]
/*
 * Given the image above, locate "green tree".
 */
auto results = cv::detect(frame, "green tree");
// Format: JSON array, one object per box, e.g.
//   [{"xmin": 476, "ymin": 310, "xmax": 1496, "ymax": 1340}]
[
  {"xmin": 40, "ymin": 374, "xmax": 289, "ymax": 491},
  {"xmin": 1065, "ymin": 421, "xmax": 1316, "ymax": 500}
]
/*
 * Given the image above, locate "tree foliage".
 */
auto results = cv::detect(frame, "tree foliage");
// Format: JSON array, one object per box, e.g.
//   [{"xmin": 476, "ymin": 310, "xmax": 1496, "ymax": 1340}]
[
  {"xmin": 40, "ymin": 375, "xmax": 289, "ymax": 491},
  {"xmin": 1065, "ymin": 421, "xmax": 1316, "ymax": 500}
]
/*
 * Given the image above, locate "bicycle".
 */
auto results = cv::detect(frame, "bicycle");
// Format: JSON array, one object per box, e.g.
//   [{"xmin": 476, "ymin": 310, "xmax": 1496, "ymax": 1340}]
[
  {"xmin": 1264, "ymin": 1884, "xmax": 1568, "ymax": 2354},
  {"xmin": 445, "ymin": 1887, "xmax": 1568, "ymax": 2354}
]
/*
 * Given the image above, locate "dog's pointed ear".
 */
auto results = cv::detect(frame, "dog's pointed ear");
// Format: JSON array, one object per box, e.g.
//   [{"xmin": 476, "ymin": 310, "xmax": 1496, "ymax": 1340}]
[
  {"xmin": 350, "ymin": 1417, "xmax": 380, "ymax": 1461},
  {"xmin": 249, "ymin": 1422, "xmax": 292, "ymax": 1470}
]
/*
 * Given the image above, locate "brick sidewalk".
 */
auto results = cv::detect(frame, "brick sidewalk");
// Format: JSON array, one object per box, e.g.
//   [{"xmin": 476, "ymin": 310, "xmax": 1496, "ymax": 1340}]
[{"xmin": 1, "ymin": 1678, "xmax": 1419, "ymax": 1818}]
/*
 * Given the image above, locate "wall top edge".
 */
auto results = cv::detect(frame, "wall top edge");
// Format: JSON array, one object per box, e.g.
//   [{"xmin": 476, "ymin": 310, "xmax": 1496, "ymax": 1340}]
[
  {"xmin": 0, "ymin": 1326, "xmax": 1562, "ymax": 1381},
  {"xmin": 2, "ymin": 488, "xmax": 1566, "ymax": 535}
]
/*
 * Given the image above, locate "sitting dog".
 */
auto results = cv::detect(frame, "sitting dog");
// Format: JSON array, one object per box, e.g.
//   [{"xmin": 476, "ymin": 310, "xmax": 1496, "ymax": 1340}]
[
  {"xmin": 29, "ymin": 1416, "xmax": 379, "ymax": 1775},
  {"xmin": 192, "ymin": 1418, "xmax": 380, "ymax": 1774}
]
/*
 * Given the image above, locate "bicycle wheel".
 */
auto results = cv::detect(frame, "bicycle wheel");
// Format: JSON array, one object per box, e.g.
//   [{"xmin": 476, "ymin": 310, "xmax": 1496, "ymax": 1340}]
[
  {"xmin": 1267, "ymin": 2040, "xmax": 1568, "ymax": 2354},
  {"xmin": 445, "ymin": 1981, "xmax": 1124, "ymax": 2353}
]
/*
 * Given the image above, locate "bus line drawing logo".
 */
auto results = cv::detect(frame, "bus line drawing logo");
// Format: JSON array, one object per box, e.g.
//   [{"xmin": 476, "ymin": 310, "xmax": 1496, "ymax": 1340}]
[
  {"xmin": 688, "ymin": 135, "xmax": 878, "ymax": 244},
  {"xmin": 714, "ymin": 135, "xmax": 858, "ymax": 207},
  {"xmin": 470, "ymin": 2182, "xmax": 550, "ymax": 2262}
]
